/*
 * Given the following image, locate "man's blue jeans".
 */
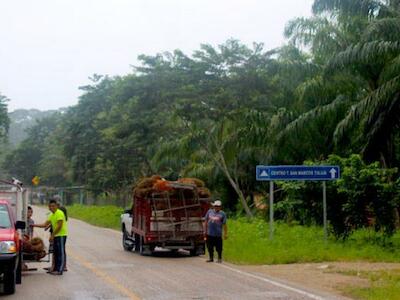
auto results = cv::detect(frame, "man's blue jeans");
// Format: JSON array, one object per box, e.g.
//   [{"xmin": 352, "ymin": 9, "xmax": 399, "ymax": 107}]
[{"xmin": 53, "ymin": 236, "xmax": 67, "ymax": 273}]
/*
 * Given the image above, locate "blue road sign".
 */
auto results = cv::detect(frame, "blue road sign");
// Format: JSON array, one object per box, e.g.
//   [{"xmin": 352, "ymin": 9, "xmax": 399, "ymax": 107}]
[{"xmin": 256, "ymin": 165, "xmax": 340, "ymax": 181}]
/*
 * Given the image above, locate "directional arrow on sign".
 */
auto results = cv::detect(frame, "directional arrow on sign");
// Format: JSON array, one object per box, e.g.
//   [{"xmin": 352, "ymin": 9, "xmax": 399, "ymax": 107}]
[
  {"xmin": 260, "ymin": 170, "xmax": 269, "ymax": 177},
  {"xmin": 329, "ymin": 168, "xmax": 337, "ymax": 179}
]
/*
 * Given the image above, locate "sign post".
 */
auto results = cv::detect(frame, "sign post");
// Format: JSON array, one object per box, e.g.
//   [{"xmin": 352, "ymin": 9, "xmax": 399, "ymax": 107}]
[
  {"xmin": 256, "ymin": 165, "xmax": 340, "ymax": 241},
  {"xmin": 269, "ymin": 181, "xmax": 274, "ymax": 240},
  {"xmin": 322, "ymin": 181, "xmax": 327, "ymax": 242}
]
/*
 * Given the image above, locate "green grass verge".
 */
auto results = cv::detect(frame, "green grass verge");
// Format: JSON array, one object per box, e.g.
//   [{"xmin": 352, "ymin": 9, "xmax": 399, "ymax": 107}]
[
  {"xmin": 343, "ymin": 269, "xmax": 400, "ymax": 300},
  {"xmin": 67, "ymin": 204, "xmax": 123, "ymax": 230},
  {"xmin": 66, "ymin": 205, "xmax": 400, "ymax": 265},
  {"xmin": 224, "ymin": 218, "xmax": 400, "ymax": 265}
]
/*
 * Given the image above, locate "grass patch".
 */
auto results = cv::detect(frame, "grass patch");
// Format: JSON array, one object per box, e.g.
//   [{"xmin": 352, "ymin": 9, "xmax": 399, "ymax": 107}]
[
  {"xmin": 67, "ymin": 204, "xmax": 123, "ymax": 230},
  {"xmin": 343, "ymin": 269, "xmax": 400, "ymax": 300},
  {"xmin": 66, "ymin": 205, "xmax": 400, "ymax": 265},
  {"xmin": 224, "ymin": 218, "xmax": 400, "ymax": 265}
]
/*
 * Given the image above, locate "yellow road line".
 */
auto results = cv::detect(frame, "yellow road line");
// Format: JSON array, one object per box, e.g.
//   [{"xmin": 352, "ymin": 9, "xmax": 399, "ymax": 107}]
[{"xmin": 68, "ymin": 248, "xmax": 141, "ymax": 300}]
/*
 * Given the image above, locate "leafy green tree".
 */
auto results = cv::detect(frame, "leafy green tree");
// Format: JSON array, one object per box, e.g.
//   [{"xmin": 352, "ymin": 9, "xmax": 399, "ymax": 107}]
[
  {"xmin": 0, "ymin": 93, "xmax": 10, "ymax": 141},
  {"xmin": 3, "ymin": 114, "xmax": 60, "ymax": 184},
  {"xmin": 278, "ymin": 0, "xmax": 400, "ymax": 167}
]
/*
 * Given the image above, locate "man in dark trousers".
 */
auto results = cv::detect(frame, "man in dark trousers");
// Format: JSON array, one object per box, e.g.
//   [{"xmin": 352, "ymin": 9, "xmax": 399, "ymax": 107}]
[
  {"xmin": 204, "ymin": 200, "xmax": 228, "ymax": 263},
  {"xmin": 33, "ymin": 199, "xmax": 68, "ymax": 275}
]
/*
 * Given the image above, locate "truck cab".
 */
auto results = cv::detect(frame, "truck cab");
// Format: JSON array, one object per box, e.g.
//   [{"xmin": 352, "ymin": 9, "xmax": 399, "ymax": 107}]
[
  {"xmin": 121, "ymin": 207, "xmax": 133, "ymax": 251},
  {"xmin": 0, "ymin": 199, "xmax": 25, "ymax": 294}
]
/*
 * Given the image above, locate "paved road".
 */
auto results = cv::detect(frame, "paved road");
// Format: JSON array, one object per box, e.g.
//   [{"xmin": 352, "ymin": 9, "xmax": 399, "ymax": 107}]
[{"xmin": 2, "ymin": 206, "xmax": 342, "ymax": 300}]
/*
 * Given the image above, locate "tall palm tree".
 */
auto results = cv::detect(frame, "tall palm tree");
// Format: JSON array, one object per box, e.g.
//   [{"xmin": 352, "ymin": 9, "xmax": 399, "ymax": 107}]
[{"xmin": 278, "ymin": 0, "xmax": 400, "ymax": 166}]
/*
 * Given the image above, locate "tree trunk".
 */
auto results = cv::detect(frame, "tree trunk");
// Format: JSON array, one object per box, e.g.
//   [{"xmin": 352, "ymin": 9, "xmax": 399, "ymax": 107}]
[
  {"xmin": 214, "ymin": 143, "xmax": 253, "ymax": 218},
  {"xmin": 182, "ymin": 119, "xmax": 253, "ymax": 217}
]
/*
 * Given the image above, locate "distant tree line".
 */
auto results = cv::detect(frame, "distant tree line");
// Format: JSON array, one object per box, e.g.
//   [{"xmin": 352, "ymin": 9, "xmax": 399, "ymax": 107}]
[{"xmin": 2, "ymin": 0, "xmax": 400, "ymax": 238}]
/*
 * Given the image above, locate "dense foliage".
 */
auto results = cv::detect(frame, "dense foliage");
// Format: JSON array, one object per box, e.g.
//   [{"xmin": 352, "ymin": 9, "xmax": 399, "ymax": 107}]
[
  {"xmin": 0, "ymin": 93, "xmax": 10, "ymax": 141},
  {"xmin": 2, "ymin": 0, "xmax": 400, "ymax": 238},
  {"xmin": 276, "ymin": 155, "xmax": 400, "ymax": 238}
]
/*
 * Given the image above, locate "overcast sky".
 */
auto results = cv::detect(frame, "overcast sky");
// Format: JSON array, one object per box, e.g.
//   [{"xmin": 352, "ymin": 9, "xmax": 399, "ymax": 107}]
[{"xmin": 0, "ymin": 0, "xmax": 313, "ymax": 111}]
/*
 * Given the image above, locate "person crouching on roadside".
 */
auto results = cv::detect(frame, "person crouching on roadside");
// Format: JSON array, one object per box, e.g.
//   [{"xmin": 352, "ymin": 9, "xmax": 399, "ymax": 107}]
[
  {"xmin": 203, "ymin": 200, "xmax": 228, "ymax": 263},
  {"xmin": 32, "ymin": 199, "xmax": 68, "ymax": 275}
]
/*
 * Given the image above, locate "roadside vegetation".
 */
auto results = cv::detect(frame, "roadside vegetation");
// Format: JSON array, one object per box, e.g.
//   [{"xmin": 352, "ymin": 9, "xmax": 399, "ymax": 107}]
[
  {"xmin": 343, "ymin": 269, "xmax": 400, "ymax": 300},
  {"xmin": 67, "ymin": 204, "xmax": 400, "ymax": 265},
  {"xmin": 224, "ymin": 219, "xmax": 400, "ymax": 265},
  {"xmin": 3, "ymin": 0, "xmax": 399, "ymax": 239},
  {"xmin": 2, "ymin": 2, "xmax": 400, "ymax": 293},
  {"xmin": 1, "ymin": 1, "xmax": 399, "ymax": 299},
  {"xmin": 67, "ymin": 204, "xmax": 123, "ymax": 230}
]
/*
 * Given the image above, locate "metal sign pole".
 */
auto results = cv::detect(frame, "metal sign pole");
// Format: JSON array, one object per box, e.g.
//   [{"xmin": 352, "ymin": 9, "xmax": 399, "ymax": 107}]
[
  {"xmin": 322, "ymin": 181, "xmax": 327, "ymax": 242},
  {"xmin": 79, "ymin": 188, "xmax": 84, "ymax": 205},
  {"xmin": 269, "ymin": 181, "xmax": 274, "ymax": 240}
]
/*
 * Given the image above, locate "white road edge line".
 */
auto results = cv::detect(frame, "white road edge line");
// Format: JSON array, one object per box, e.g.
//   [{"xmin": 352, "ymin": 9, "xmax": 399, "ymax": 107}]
[{"xmin": 217, "ymin": 263, "xmax": 326, "ymax": 300}]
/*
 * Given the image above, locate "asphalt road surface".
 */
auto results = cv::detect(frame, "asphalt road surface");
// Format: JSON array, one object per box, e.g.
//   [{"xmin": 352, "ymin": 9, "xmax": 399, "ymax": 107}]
[{"xmin": 1, "ymin": 206, "xmax": 343, "ymax": 300}]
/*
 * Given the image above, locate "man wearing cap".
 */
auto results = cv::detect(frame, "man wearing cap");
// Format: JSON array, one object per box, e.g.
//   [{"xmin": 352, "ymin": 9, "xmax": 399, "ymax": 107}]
[{"xmin": 204, "ymin": 200, "xmax": 228, "ymax": 263}]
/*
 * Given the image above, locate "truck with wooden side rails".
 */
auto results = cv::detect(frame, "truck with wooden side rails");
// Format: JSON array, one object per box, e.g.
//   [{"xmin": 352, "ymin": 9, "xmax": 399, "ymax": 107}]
[{"xmin": 121, "ymin": 177, "xmax": 212, "ymax": 256}]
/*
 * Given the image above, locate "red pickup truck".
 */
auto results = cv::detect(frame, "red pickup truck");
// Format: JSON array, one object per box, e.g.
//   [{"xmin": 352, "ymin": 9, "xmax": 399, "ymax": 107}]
[{"xmin": 0, "ymin": 195, "xmax": 25, "ymax": 294}]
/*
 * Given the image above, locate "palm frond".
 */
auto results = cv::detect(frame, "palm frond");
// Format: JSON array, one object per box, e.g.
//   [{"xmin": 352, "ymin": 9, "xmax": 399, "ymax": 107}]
[
  {"xmin": 379, "ymin": 54, "xmax": 400, "ymax": 83},
  {"xmin": 284, "ymin": 17, "xmax": 330, "ymax": 45},
  {"xmin": 363, "ymin": 17, "xmax": 400, "ymax": 42},
  {"xmin": 284, "ymin": 17, "xmax": 346, "ymax": 56},
  {"xmin": 235, "ymin": 109, "xmax": 272, "ymax": 148},
  {"xmin": 278, "ymin": 95, "xmax": 349, "ymax": 141},
  {"xmin": 151, "ymin": 135, "xmax": 194, "ymax": 170},
  {"xmin": 294, "ymin": 76, "xmax": 325, "ymax": 109},
  {"xmin": 365, "ymin": 75, "xmax": 400, "ymax": 128},
  {"xmin": 312, "ymin": 0, "xmax": 381, "ymax": 18},
  {"xmin": 181, "ymin": 161, "xmax": 218, "ymax": 181},
  {"xmin": 362, "ymin": 92, "xmax": 400, "ymax": 163},
  {"xmin": 276, "ymin": 60, "xmax": 322, "ymax": 77},
  {"xmin": 327, "ymin": 41, "xmax": 400, "ymax": 72},
  {"xmin": 334, "ymin": 75, "xmax": 400, "ymax": 144},
  {"xmin": 295, "ymin": 72, "xmax": 366, "ymax": 112}
]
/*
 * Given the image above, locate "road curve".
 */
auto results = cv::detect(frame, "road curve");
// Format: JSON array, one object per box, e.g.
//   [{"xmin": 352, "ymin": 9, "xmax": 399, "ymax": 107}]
[{"xmin": 2, "ymin": 206, "xmax": 342, "ymax": 300}]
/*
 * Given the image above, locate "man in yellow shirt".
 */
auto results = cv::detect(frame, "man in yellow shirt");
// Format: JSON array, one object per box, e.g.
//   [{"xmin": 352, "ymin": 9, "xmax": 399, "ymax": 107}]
[{"xmin": 33, "ymin": 199, "xmax": 68, "ymax": 275}]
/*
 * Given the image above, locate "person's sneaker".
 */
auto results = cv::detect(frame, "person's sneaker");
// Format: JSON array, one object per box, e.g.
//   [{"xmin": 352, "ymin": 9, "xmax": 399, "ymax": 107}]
[
  {"xmin": 206, "ymin": 259, "xmax": 214, "ymax": 263},
  {"xmin": 217, "ymin": 259, "xmax": 222, "ymax": 263},
  {"xmin": 49, "ymin": 271, "xmax": 62, "ymax": 275}
]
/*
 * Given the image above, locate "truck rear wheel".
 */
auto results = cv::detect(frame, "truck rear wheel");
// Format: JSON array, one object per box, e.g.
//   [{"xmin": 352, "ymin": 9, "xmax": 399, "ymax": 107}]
[
  {"xmin": 139, "ymin": 236, "xmax": 144, "ymax": 255},
  {"xmin": 3, "ymin": 270, "xmax": 16, "ymax": 294},
  {"xmin": 134, "ymin": 234, "xmax": 140, "ymax": 252},
  {"xmin": 138, "ymin": 237, "xmax": 152, "ymax": 256},
  {"xmin": 122, "ymin": 229, "xmax": 134, "ymax": 251},
  {"xmin": 189, "ymin": 249, "xmax": 198, "ymax": 256},
  {"xmin": 190, "ymin": 245, "xmax": 205, "ymax": 256}
]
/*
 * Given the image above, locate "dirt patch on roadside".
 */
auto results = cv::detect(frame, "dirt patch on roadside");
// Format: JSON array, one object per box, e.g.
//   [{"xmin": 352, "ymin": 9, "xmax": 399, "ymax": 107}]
[{"xmin": 239, "ymin": 262, "xmax": 400, "ymax": 299}]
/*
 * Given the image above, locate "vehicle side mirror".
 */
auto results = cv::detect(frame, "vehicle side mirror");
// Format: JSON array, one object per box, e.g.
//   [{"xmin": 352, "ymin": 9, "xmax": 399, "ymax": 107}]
[{"xmin": 15, "ymin": 221, "xmax": 26, "ymax": 230}]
